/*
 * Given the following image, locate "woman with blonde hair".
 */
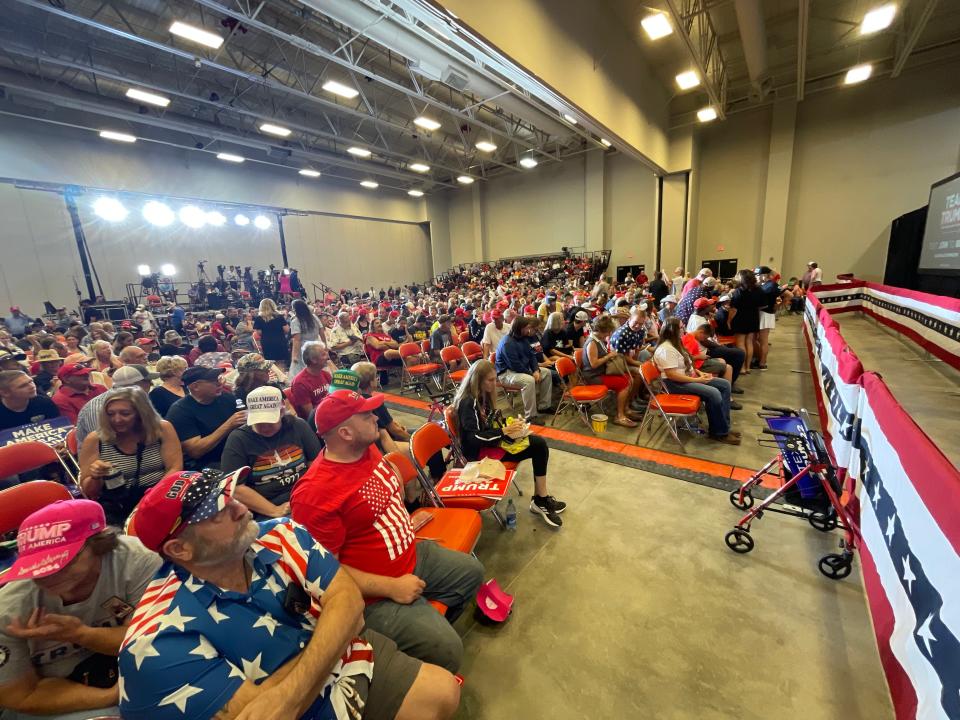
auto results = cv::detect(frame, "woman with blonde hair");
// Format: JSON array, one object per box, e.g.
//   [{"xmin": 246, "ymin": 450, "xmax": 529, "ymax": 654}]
[
  {"xmin": 89, "ymin": 340, "xmax": 122, "ymax": 373},
  {"xmin": 254, "ymin": 298, "xmax": 290, "ymax": 369},
  {"xmin": 149, "ymin": 355, "xmax": 188, "ymax": 417},
  {"xmin": 79, "ymin": 386, "xmax": 182, "ymax": 524},
  {"xmin": 452, "ymin": 359, "xmax": 566, "ymax": 528}
]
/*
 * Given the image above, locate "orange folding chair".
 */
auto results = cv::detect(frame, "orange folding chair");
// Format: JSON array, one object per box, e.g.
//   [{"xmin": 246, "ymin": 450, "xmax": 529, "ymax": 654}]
[
  {"xmin": 0, "ymin": 440, "xmax": 79, "ymax": 490},
  {"xmin": 0, "ymin": 480, "xmax": 72, "ymax": 534},
  {"xmin": 444, "ymin": 406, "xmax": 522, "ymax": 495},
  {"xmin": 461, "ymin": 341, "xmax": 484, "ymax": 364},
  {"xmin": 635, "ymin": 361, "xmax": 703, "ymax": 448},
  {"xmin": 409, "ymin": 422, "xmax": 505, "ymax": 527},
  {"xmin": 457, "ymin": 330, "xmax": 470, "ymax": 345},
  {"xmin": 440, "ymin": 346, "xmax": 468, "ymax": 389},
  {"xmin": 398, "ymin": 342, "xmax": 444, "ymax": 396},
  {"xmin": 551, "ymin": 356, "xmax": 610, "ymax": 433},
  {"xmin": 489, "ymin": 351, "xmax": 522, "ymax": 412}
]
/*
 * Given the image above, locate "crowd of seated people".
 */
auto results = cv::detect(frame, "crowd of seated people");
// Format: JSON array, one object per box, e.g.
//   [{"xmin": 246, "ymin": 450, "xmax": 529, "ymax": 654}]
[{"xmin": 0, "ymin": 254, "xmax": 805, "ymax": 718}]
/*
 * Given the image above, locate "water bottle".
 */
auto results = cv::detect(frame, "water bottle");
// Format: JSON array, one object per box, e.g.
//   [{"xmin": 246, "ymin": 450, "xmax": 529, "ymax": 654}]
[{"xmin": 505, "ymin": 499, "xmax": 517, "ymax": 530}]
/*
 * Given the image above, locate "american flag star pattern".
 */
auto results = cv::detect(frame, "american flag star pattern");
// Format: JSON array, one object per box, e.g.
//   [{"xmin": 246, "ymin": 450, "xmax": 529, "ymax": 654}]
[{"xmin": 119, "ymin": 518, "xmax": 373, "ymax": 720}]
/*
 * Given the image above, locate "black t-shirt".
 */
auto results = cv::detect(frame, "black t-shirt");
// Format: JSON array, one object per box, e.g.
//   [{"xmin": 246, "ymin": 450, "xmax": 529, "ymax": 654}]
[
  {"xmin": 32, "ymin": 370, "xmax": 56, "ymax": 396},
  {"xmin": 148, "ymin": 386, "xmax": 183, "ymax": 418},
  {"xmin": 648, "ymin": 279, "xmax": 670, "ymax": 305},
  {"xmin": 760, "ymin": 280, "xmax": 782, "ymax": 314},
  {"xmin": 372, "ymin": 401, "xmax": 393, "ymax": 430},
  {"xmin": 542, "ymin": 328, "xmax": 572, "ymax": 355},
  {"xmin": 0, "ymin": 395, "xmax": 61, "ymax": 431},
  {"xmin": 166, "ymin": 392, "xmax": 240, "ymax": 469}
]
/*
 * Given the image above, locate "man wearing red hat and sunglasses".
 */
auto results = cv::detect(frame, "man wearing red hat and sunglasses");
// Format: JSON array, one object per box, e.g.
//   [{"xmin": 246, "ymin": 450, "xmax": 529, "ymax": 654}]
[
  {"xmin": 0, "ymin": 499, "xmax": 161, "ymax": 719},
  {"xmin": 118, "ymin": 467, "xmax": 458, "ymax": 720}
]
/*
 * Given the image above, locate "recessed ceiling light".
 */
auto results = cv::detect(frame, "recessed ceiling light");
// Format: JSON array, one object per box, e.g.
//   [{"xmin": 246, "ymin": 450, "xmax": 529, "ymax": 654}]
[
  {"xmin": 475, "ymin": 141, "xmax": 497, "ymax": 152},
  {"xmin": 169, "ymin": 20, "xmax": 223, "ymax": 49},
  {"xmin": 299, "ymin": 168, "xmax": 321, "ymax": 178},
  {"xmin": 844, "ymin": 64, "xmax": 873, "ymax": 85},
  {"xmin": 348, "ymin": 146, "xmax": 372, "ymax": 158},
  {"xmin": 641, "ymin": 13, "xmax": 673, "ymax": 40},
  {"xmin": 409, "ymin": 162, "xmax": 431, "ymax": 173},
  {"xmin": 259, "ymin": 123, "xmax": 291, "ymax": 137},
  {"xmin": 414, "ymin": 116, "xmax": 441, "ymax": 131},
  {"xmin": 675, "ymin": 70, "xmax": 700, "ymax": 90},
  {"xmin": 408, "ymin": 189, "xmax": 425, "ymax": 197},
  {"xmin": 600, "ymin": 138, "xmax": 612, "ymax": 148},
  {"xmin": 360, "ymin": 180, "xmax": 379, "ymax": 189},
  {"xmin": 457, "ymin": 175, "xmax": 475, "ymax": 185},
  {"xmin": 216, "ymin": 152, "xmax": 244, "ymax": 163},
  {"xmin": 519, "ymin": 157, "xmax": 538, "ymax": 169},
  {"xmin": 125, "ymin": 88, "xmax": 170, "ymax": 107},
  {"xmin": 562, "ymin": 113, "xmax": 577, "ymax": 124},
  {"xmin": 861, "ymin": 4, "xmax": 896, "ymax": 34},
  {"xmin": 99, "ymin": 130, "xmax": 137, "ymax": 143},
  {"xmin": 321, "ymin": 80, "xmax": 359, "ymax": 99},
  {"xmin": 697, "ymin": 106, "xmax": 718, "ymax": 122}
]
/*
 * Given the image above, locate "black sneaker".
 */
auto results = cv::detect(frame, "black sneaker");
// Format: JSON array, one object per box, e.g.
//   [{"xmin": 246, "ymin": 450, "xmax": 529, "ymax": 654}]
[
  {"xmin": 730, "ymin": 386, "xmax": 744, "ymax": 394},
  {"xmin": 530, "ymin": 496, "xmax": 563, "ymax": 527},
  {"xmin": 730, "ymin": 400, "xmax": 743, "ymax": 410}
]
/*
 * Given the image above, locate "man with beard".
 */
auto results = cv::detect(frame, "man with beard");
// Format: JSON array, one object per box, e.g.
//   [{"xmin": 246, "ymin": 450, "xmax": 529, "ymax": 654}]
[{"xmin": 119, "ymin": 468, "xmax": 459, "ymax": 720}]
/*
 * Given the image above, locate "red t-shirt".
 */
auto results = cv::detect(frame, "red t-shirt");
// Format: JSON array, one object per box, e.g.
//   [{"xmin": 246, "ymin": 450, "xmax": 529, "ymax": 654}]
[
  {"xmin": 288, "ymin": 367, "xmax": 331, "ymax": 417},
  {"xmin": 291, "ymin": 446, "xmax": 416, "ymax": 600},
  {"xmin": 52, "ymin": 384, "xmax": 107, "ymax": 424},
  {"xmin": 681, "ymin": 334, "xmax": 705, "ymax": 369},
  {"xmin": 363, "ymin": 332, "xmax": 392, "ymax": 365}
]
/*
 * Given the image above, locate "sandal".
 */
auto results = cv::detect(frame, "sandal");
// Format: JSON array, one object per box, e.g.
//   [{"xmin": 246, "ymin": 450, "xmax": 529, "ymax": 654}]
[{"xmin": 613, "ymin": 416, "xmax": 638, "ymax": 427}]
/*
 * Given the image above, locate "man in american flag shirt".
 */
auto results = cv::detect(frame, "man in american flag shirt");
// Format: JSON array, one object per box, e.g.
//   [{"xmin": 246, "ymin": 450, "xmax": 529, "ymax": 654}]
[
  {"xmin": 117, "ymin": 468, "xmax": 460, "ymax": 720},
  {"xmin": 292, "ymin": 390, "xmax": 484, "ymax": 674}
]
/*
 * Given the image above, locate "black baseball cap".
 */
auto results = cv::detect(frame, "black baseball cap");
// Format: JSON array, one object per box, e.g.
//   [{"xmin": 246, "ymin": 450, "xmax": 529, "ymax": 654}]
[{"xmin": 181, "ymin": 366, "xmax": 226, "ymax": 385}]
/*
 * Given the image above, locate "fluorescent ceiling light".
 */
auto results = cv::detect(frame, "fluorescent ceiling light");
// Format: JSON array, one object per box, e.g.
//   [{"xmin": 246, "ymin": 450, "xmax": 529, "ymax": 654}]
[
  {"xmin": 409, "ymin": 162, "xmax": 431, "ymax": 173},
  {"xmin": 125, "ymin": 88, "xmax": 170, "ymax": 107},
  {"xmin": 475, "ymin": 140, "xmax": 497, "ymax": 152},
  {"xmin": 179, "ymin": 205, "xmax": 207, "ymax": 229},
  {"xmin": 169, "ymin": 20, "xmax": 223, "ymax": 49},
  {"xmin": 457, "ymin": 175, "xmax": 475, "ymax": 185},
  {"xmin": 259, "ymin": 123, "xmax": 291, "ymax": 137},
  {"xmin": 299, "ymin": 168, "xmax": 321, "ymax": 178},
  {"xmin": 143, "ymin": 201, "xmax": 174, "ymax": 226},
  {"xmin": 600, "ymin": 138, "xmax": 612, "ymax": 148},
  {"xmin": 844, "ymin": 64, "xmax": 873, "ymax": 85},
  {"xmin": 562, "ymin": 114, "xmax": 577, "ymax": 124},
  {"xmin": 360, "ymin": 180, "xmax": 379, "ymax": 189},
  {"xmin": 348, "ymin": 146, "xmax": 371, "ymax": 158},
  {"xmin": 93, "ymin": 197, "xmax": 128, "ymax": 222},
  {"xmin": 253, "ymin": 215, "xmax": 271, "ymax": 229},
  {"xmin": 206, "ymin": 211, "xmax": 226, "ymax": 226},
  {"xmin": 861, "ymin": 4, "xmax": 896, "ymax": 34},
  {"xmin": 519, "ymin": 157, "xmax": 538, "ymax": 169},
  {"xmin": 408, "ymin": 189, "xmax": 425, "ymax": 197},
  {"xmin": 137, "ymin": 265, "xmax": 151, "ymax": 276},
  {"xmin": 675, "ymin": 70, "xmax": 700, "ymax": 90},
  {"xmin": 641, "ymin": 13, "xmax": 673, "ymax": 40},
  {"xmin": 160, "ymin": 264, "xmax": 176, "ymax": 276},
  {"xmin": 99, "ymin": 130, "xmax": 136, "ymax": 143},
  {"xmin": 216, "ymin": 152, "xmax": 244, "ymax": 163},
  {"xmin": 321, "ymin": 80, "xmax": 359, "ymax": 99},
  {"xmin": 414, "ymin": 116, "xmax": 441, "ymax": 131},
  {"xmin": 697, "ymin": 106, "xmax": 718, "ymax": 122},
  {"xmin": 234, "ymin": 214, "xmax": 250, "ymax": 226}
]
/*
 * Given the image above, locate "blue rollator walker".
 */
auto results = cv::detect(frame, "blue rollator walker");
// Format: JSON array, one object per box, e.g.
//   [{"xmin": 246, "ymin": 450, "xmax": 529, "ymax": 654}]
[{"xmin": 724, "ymin": 406, "xmax": 861, "ymax": 580}]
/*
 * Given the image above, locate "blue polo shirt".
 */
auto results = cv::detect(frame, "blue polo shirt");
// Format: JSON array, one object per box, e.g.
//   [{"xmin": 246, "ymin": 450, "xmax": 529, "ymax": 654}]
[{"xmin": 119, "ymin": 518, "xmax": 373, "ymax": 720}]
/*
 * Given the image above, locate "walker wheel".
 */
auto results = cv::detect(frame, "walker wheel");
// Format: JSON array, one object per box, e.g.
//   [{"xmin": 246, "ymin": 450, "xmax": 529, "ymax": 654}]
[
  {"xmin": 729, "ymin": 489, "xmax": 754, "ymax": 510},
  {"xmin": 808, "ymin": 511, "xmax": 837, "ymax": 533},
  {"xmin": 818, "ymin": 553, "xmax": 852, "ymax": 580},
  {"xmin": 724, "ymin": 528, "xmax": 755, "ymax": 554}
]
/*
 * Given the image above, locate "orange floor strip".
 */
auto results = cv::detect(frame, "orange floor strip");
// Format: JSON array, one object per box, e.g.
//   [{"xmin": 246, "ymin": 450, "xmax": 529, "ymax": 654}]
[{"xmin": 382, "ymin": 392, "xmax": 774, "ymax": 486}]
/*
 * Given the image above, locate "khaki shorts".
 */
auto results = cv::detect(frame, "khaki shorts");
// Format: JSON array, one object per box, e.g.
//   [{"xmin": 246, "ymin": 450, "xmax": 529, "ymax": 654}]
[{"xmin": 359, "ymin": 629, "xmax": 422, "ymax": 720}]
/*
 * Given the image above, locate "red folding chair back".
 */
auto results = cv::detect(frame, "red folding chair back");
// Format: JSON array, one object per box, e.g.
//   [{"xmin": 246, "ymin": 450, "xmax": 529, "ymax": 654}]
[
  {"xmin": 65, "ymin": 429, "xmax": 79, "ymax": 456},
  {"xmin": 461, "ymin": 341, "xmax": 483, "ymax": 363},
  {"xmin": 0, "ymin": 480, "xmax": 72, "ymax": 534},
  {"xmin": 0, "ymin": 441, "xmax": 61, "ymax": 478},
  {"xmin": 410, "ymin": 422, "xmax": 451, "ymax": 468}
]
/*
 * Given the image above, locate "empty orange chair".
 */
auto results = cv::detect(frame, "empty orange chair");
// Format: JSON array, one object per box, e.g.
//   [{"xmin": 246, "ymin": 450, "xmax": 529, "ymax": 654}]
[
  {"xmin": 461, "ymin": 341, "xmax": 483, "ymax": 364},
  {"xmin": 399, "ymin": 342, "xmax": 444, "ymax": 395},
  {"xmin": 635, "ymin": 361, "xmax": 702, "ymax": 448},
  {"xmin": 0, "ymin": 480, "xmax": 72, "ymax": 534},
  {"xmin": 0, "ymin": 441, "xmax": 77, "ymax": 488},
  {"xmin": 551, "ymin": 356, "xmax": 610, "ymax": 432},
  {"xmin": 457, "ymin": 330, "xmax": 470, "ymax": 345},
  {"xmin": 440, "ymin": 346, "xmax": 468, "ymax": 387}
]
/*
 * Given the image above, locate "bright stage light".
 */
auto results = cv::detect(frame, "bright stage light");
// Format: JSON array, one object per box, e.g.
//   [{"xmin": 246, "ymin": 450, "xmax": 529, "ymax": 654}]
[
  {"xmin": 235, "ymin": 214, "xmax": 250, "ymax": 226},
  {"xmin": 160, "ymin": 264, "xmax": 176, "ymax": 276},
  {"xmin": 206, "ymin": 211, "xmax": 226, "ymax": 226},
  {"xmin": 143, "ymin": 201, "xmax": 175, "ymax": 227},
  {"xmin": 179, "ymin": 205, "xmax": 207, "ymax": 229},
  {"xmin": 137, "ymin": 265, "xmax": 151, "ymax": 276},
  {"xmin": 253, "ymin": 215, "xmax": 271, "ymax": 229},
  {"xmin": 93, "ymin": 197, "xmax": 128, "ymax": 222}
]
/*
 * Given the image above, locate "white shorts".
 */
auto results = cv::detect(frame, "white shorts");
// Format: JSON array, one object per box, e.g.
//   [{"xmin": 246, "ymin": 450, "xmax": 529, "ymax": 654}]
[{"xmin": 759, "ymin": 311, "xmax": 776, "ymax": 331}]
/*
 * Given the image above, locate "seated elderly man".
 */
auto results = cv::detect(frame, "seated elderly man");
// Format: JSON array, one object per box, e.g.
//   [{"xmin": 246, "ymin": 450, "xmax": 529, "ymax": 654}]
[
  {"xmin": 326, "ymin": 311, "xmax": 366, "ymax": 366},
  {"xmin": 117, "ymin": 344, "xmax": 149, "ymax": 368},
  {"xmin": 52, "ymin": 364, "xmax": 108, "ymax": 424},
  {"xmin": 0, "ymin": 499, "xmax": 161, "ymax": 719},
  {"xmin": 31, "ymin": 348, "xmax": 63, "ymax": 396},
  {"xmin": 166, "ymin": 366, "xmax": 245, "ymax": 470},
  {"xmin": 292, "ymin": 390, "xmax": 484, "ymax": 674},
  {"xmin": 119, "ymin": 469, "xmax": 458, "ymax": 720},
  {"xmin": 495, "ymin": 317, "xmax": 554, "ymax": 422},
  {"xmin": 289, "ymin": 341, "xmax": 338, "ymax": 420}
]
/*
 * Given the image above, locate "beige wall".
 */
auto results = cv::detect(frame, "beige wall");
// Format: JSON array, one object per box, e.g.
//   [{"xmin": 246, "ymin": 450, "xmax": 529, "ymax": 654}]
[
  {"xmin": 694, "ymin": 62, "xmax": 960, "ymax": 282},
  {"xmin": 604, "ymin": 153, "xmax": 658, "ymax": 274}
]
